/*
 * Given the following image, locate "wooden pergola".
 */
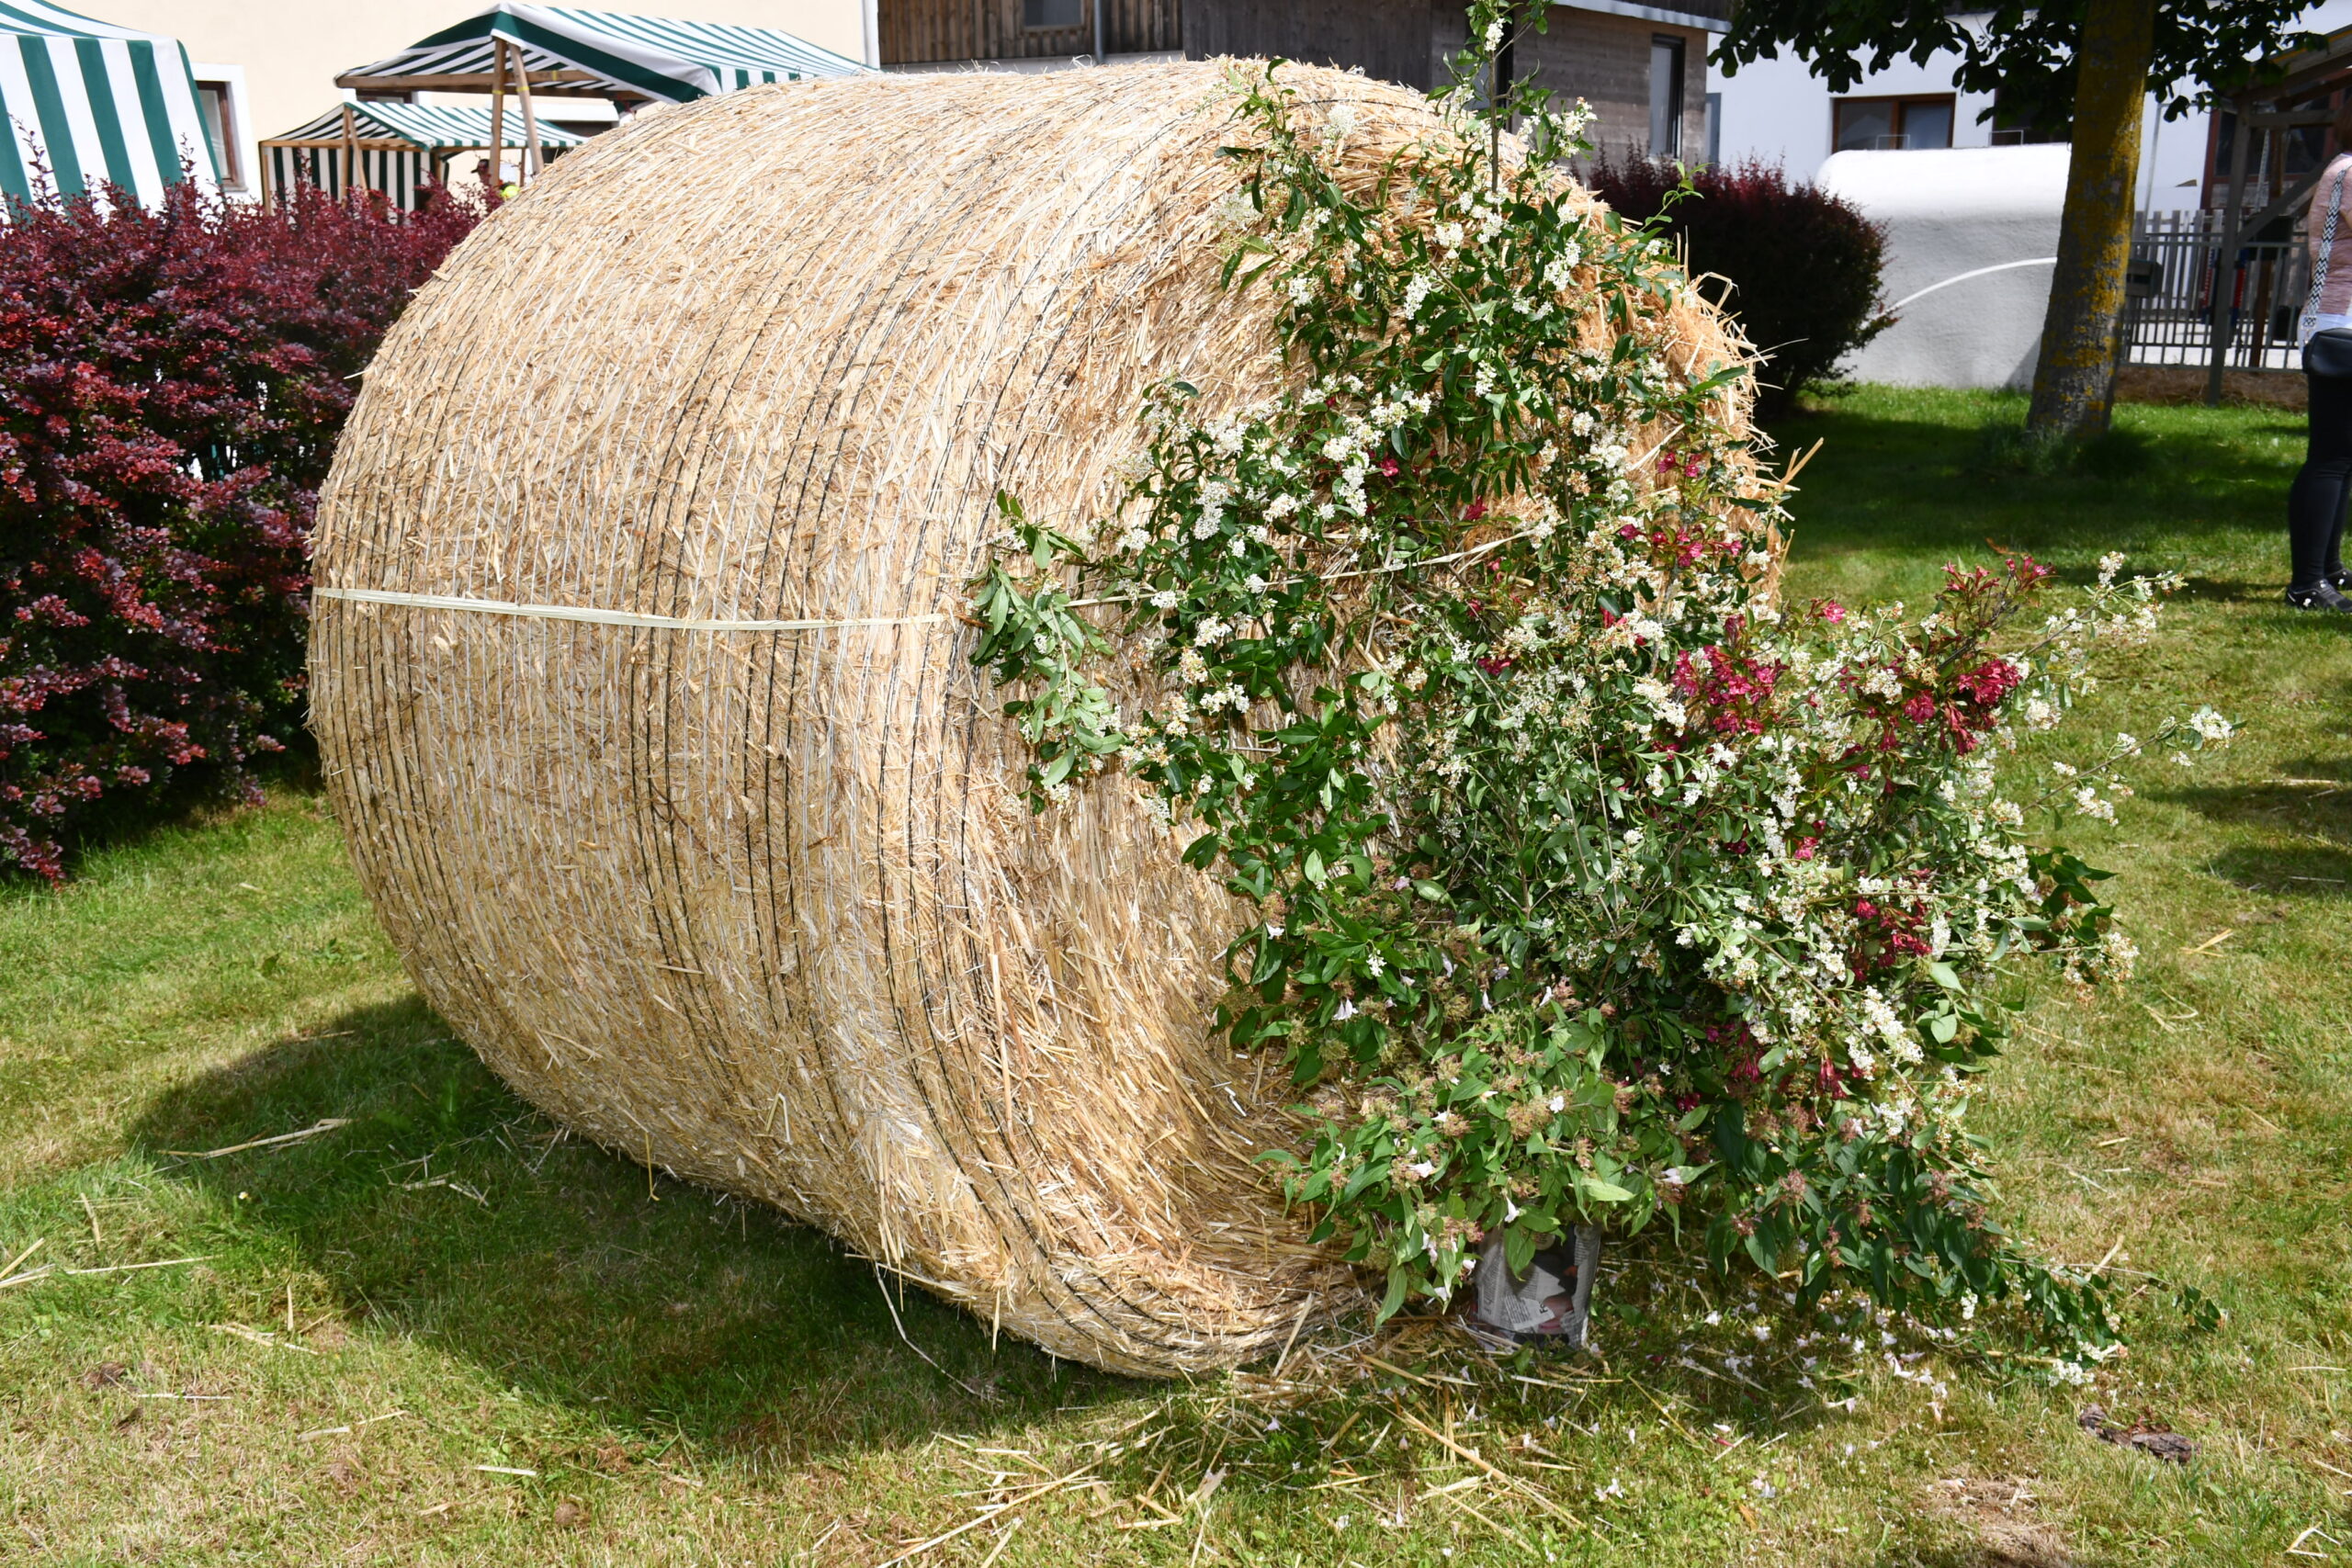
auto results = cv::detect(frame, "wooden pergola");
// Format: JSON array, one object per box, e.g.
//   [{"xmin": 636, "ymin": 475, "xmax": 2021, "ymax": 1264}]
[{"xmin": 2204, "ymin": 27, "xmax": 2352, "ymax": 401}]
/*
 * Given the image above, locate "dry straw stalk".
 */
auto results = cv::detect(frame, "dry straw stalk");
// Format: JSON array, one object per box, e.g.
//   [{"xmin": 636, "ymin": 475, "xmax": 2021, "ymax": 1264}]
[{"xmin": 310, "ymin": 61, "xmax": 1758, "ymax": 1375}]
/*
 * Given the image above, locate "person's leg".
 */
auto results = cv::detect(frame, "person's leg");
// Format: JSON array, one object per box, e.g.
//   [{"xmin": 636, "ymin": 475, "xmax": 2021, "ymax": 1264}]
[
  {"xmin": 2289, "ymin": 369, "xmax": 2352, "ymax": 595},
  {"xmin": 2324, "ymin": 369, "xmax": 2352, "ymax": 584},
  {"xmin": 2333, "ymin": 446, "xmax": 2352, "ymax": 587}
]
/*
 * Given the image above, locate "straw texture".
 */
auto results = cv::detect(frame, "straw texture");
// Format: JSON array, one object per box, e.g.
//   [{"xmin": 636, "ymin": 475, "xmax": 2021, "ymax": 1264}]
[{"xmin": 309, "ymin": 61, "xmax": 1758, "ymax": 1375}]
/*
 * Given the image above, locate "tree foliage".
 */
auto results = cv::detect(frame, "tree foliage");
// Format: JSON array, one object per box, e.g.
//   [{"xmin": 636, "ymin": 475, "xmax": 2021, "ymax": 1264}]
[{"xmin": 1716, "ymin": 0, "xmax": 2317, "ymax": 137}]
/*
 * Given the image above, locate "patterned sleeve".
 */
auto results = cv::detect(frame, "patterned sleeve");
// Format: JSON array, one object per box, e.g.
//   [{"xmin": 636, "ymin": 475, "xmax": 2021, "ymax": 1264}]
[{"xmin": 2312, "ymin": 154, "xmax": 2352, "ymax": 320}]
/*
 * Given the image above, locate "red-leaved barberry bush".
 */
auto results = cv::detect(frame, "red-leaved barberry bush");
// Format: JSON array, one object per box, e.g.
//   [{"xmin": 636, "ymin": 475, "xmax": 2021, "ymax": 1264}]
[
  {"xmin": 0, "ymin": 180, "xmax": 479, "ymax": 880},
  {"xmin": 1585, "ymin": 153, "xmax": 1891, "ymax": 418}
]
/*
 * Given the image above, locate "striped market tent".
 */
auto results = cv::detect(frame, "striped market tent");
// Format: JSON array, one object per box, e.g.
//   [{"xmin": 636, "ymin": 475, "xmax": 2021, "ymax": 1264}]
[
  {"xmin": 263, "ymin": 103, "xmax": 585, "ymax": 210},
  {"xmin": 335, "ymin": 4, "xmax": 872, "ymax": 106},
  {"xmin": 0, "ymin": 0, "xmax": 215, "ymax": 208}
]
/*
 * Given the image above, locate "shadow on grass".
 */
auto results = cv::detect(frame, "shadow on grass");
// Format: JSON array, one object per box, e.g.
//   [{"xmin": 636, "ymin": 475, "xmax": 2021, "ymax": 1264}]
[
  {"xmin": 2203, "ymin": 846, "xmax": 2352, "ymax": 898},
  {"xmin": 119, "ymin": 1001, "xmax": 2090, "ymax": 1567},
  {"xmin": 2158, "ymin": 758, "xmax": 2352, "ymax": 898},
  {"xmin": 128, "ymin": 996, "xmax": 1136, "ymax": 1466},
  {"xmin": 123, "ymin": 998, "xmax": 1873, "ymax": 1508},
  {"xmin": 1763, "ymin": 396, "xmax": 2292, "ymax": 588}
]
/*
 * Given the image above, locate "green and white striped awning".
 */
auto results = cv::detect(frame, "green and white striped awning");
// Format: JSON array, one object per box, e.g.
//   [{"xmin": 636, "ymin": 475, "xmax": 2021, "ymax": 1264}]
[
  {"xmin": 264, "ymin": 103, "xmax": 588, "ymax": 210},
  {"xmin": 335, "ymin": 4, "xmax": 871, "ymax": 105},
  {"xmin": 0, "ymin": 0, "xmax": 215, "ymax": 206},
  {"xmin": 268, "ymin": 102, "xmax": 589, "ymax": 152}
]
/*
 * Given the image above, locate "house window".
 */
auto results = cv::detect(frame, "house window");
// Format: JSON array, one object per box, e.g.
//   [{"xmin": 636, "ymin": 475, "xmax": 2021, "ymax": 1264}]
[
  {"xmin": 1022, "ymin": 0, "xmax": 1082, "ymax": 28},
  {"xmin": 1833, "ymin": 95, "xmax": 1955, "ymax": 152},
  {"xmin": 1989, "ymin": 90, "xmax": 2066, "ymax": 145},
  {"xmin": 1647, "ymin": 35, "xmax": 1684, "ymax": 157},
  {"xmin": 194, "ymin": 80, "xmax": 241, "ymax": 189}
]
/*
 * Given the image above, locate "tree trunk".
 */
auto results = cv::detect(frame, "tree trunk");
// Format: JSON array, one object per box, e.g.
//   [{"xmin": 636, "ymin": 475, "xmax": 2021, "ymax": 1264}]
[{"xmin": 2026, "ymin": 0, "xmax": 2155, "ymax": 444}]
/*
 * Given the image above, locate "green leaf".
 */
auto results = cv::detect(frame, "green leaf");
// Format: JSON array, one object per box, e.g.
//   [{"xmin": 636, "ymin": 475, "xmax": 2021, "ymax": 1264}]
[
  {"xmin": 1504, "ymin": 1224, "xmax": 1536, "ymax": 1275},
  {"xmin": 1580, "ymin": 1178, "xmax": 1634, "ymax": 1202},
  {"xmin": 1375, "ymin": 1266, "xmax": 1410, "ymax": 1323}
]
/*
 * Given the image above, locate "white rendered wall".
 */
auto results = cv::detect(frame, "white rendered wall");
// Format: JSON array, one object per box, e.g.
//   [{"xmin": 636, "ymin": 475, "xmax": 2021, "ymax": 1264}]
[{"xmin": 1817, "ymin": 144, "xmax": 2072, "ymax": 390}]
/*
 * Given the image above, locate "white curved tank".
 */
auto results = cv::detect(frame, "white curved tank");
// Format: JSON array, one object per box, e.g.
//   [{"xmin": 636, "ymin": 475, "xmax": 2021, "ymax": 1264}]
[{"xmin": 1818, "ymin": 144, "xmax": 2073, "ymax": 390}]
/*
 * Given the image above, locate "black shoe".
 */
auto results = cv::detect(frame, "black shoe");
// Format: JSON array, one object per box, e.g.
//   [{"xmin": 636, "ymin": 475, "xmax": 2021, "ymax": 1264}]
[
  {"xmin": 2331, "ymin": 566, "xmax": 2352, "ymax": 591},
  {"xmin": 2287, "ymin": 581, "xmax": 2352, "ymax": 611}
]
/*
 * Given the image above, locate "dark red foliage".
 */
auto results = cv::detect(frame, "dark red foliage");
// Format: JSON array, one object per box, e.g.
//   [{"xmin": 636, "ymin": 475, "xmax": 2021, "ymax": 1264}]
[
  {"xmin": 1849, "ymin": 887, "xmax": 1933, "ymax": 976},
  {"xmin": 1952, "ymin": 656, "xmax": 2021, "ymax": 711},
  {"xmin": 1670, "ymin": 643, "xmax": 1784, "ymax": 737},
  {"xmin": 1584, "ymin": 153, "xmax": 1891, "ymax": 418},
  {"xmin": 0, "ymin": 180, "xmax": 479, "ymax": 879},
  {"xmin": 1828, "ymin": 554, "xmax": 2049, "ymax": 781}
]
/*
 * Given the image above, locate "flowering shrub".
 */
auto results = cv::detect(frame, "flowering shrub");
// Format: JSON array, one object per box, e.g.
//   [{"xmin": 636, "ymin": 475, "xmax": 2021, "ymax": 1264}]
[
  {"xmin": 970, "ymin": 7, "xmax": 2230, "ymax": 1349},
  {"xmin": 0, "ymin": 180, "xmax": 479, "ymax": 879},
  {"xmin": 1585, "ymin": 152, "xmax": 1890, "ymax": 418}
]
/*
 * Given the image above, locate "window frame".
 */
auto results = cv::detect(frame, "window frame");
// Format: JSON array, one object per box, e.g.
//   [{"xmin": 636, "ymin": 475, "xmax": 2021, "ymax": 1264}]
[
  {"xmin": 193, "ymin": 79, "xmax": 243, "ymax": 191},
  {"xmin": 1647, "ymin": 33, "xmax": 1686, "ymax": 158},
  {"xmin": 1831, "ymin": 93, "xmax": 1958, "ymax": 153}
]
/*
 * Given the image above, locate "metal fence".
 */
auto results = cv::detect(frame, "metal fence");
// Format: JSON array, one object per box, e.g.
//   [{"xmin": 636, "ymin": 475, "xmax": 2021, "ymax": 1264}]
[{"xmin": 2122, "ymin": 208, "xmax": 2308, "ymax": 373}]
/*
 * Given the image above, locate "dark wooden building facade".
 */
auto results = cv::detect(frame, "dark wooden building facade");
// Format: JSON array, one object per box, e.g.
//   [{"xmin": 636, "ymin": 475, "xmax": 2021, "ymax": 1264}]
[
  {"xmin": 879, "ymin": 0, "xmax": 1180, "ymax": 67},
  {"xmin": 1180, "ymin": 0, "xmax": 1437, "ymax": 92},
  {"xmin": 876, "ymin": 0, "xmax": 1732, "ymax": 164}
]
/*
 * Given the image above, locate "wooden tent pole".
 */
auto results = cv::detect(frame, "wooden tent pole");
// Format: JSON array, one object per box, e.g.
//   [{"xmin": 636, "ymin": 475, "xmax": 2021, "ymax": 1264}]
[
  {"xmin": 488, "ymin": 38, "xmax": 507, "ymax": 196},
  {"xmin": 341, "ymin": 103, "xmax": 360, "ymax": 197},
  {"xmin": 516, "ymin": 49, "xmax": 543, "ymax": 182}
]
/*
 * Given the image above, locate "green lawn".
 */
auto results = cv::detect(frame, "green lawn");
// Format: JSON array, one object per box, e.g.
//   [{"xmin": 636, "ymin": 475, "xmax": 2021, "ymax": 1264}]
[{"xmin": 3, "ymin": 385, "xmax": 2348, "ymax": 1566}]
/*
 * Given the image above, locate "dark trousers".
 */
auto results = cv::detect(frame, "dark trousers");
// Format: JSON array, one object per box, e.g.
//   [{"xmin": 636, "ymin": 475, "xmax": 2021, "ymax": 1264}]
[{"xmin": 2290, "ymin": 367, "xmax": 2352, "ymax": 589}]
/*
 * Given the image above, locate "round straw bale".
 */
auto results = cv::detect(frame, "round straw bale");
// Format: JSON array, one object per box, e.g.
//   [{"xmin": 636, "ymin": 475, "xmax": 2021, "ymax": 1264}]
[{"xmin": 310, "ymin": 62, "xmax": 1756, "ymax": 1375}]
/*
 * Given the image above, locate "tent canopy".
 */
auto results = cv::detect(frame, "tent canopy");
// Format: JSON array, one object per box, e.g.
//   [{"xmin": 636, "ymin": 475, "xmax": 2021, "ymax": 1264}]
[
  {"xmin": 334, "ymin": 4, "xmax": 870, "ymax": 105},
  {"xmin": 261, "ymin": 101, "xmax": 585, "ymax": 210},
  {"xmin": 0, "ymin": 0, "xmax": 216, "ymax": 207},
  {"xmin": 267, "ymin": 102, "xmax": 588, "ymax": 152}
]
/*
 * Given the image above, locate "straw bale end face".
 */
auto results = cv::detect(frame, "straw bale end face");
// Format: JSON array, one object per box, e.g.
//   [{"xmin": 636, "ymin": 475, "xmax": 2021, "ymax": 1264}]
[{"xmin": 309, "ymin": 62, "xmax": 1759, "ymax": 1375}]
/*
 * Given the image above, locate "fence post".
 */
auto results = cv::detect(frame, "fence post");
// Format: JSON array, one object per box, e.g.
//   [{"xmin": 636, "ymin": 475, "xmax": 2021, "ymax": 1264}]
[{"xmin": 2207, "ymin": 97, "xmax": 2254, "ymax": 406}]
